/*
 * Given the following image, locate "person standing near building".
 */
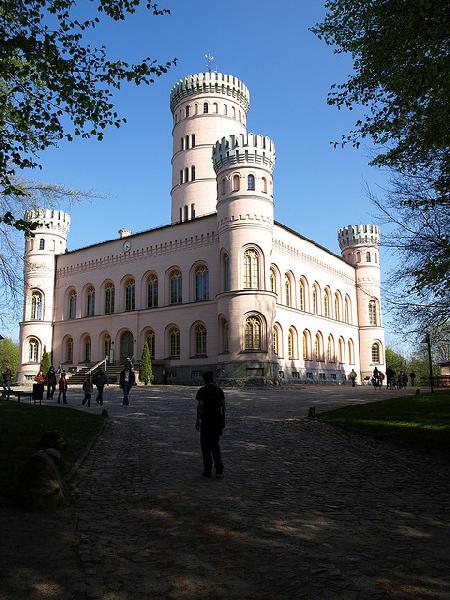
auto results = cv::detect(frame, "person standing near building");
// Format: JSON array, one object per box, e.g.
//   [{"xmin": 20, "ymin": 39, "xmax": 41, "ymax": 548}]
[
  {"xmin": 120, "ymin": 361, "xmax": 135, "ymax": 406},
  {"xmin": 349, "ymin": 369, "xmax": 357, "ymax": 387},
  {"xmin": 45, "ymin": 366, "xmax": 57, "ymax": 399},
  {"xmin": 58, "ymin": 371, "xmax": 68, "ymax": 404},
  {"xmin": 410, "ymin": 371, "xmax": 416, "ymax": 387},
  {"xmin": 82, "ymin": 376, "xmax": 93, "ymax": 407},
  {"xmin": 2, "ymin": 367, "xmax": 12, "ymax": 394},
  {"xmin": 93, "ymin": 368, "xmax": 108, "ymax": 405},
  {"xmin": 195, "ymin": 371, "xmax": 225, "ymax": 479}
]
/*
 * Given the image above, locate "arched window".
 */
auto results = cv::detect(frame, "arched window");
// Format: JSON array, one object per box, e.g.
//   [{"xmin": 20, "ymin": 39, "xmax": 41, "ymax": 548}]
[
  {"xmin": 170, "ymin": 270, "xmax": 182, "ymax": 304},
  {"xmin": 29, "ymin": 338, "xmax": 39, "ymax": 363},
  {"xmin": 348, "ymin": 339, "xmax": 355, "ymax": 364},
  {"xmin": 244, "ymin": 315, "xmax": 262, "ymax": 350},
  {"xmin": 84, "ymin": 336, "xmax": 91, "ymax": 363},
  {"xmin": 185, "ymin": 135, "xmax": 189, "ymax": 149},
  {"xmin": 184, "ymin": 167, "xmax": 189, "ymax": 182},
  {"xmin": 232, "ymin": 106, "xmax": 236, "ymax": 118},
  {"xmin": 68, "ymin": 290, "xmax": 77, "ymax": 319},
  {"xmin": 213, "ymin": 102, "xmax": 218, "ymax": 113},
  {"xmin": 146, "ymin": 331, "xmax": 155, "ymax": 359},
  {"xmin": 169, "ymin": 326, "xmax": 180, "ymax": 358},
  {"xmin": 105, "ymin": 283, "xmax": 115, "ymax": 314},
  {"xmin": 324, "ymin": 289, "xmax": 331, "ymax": 317},
  {"xmin": 222, "ymin": 253, "xmax": 230, "ymax": 291},
  {"xmin": 194, "ymin": 103, "xmax": 198, "ymax": 115},
  {"xmin": 334, "ymin": 292, "xmax": 342, "ymax": 321},
  {"xmin": 299, "ymin": 280, "xmax": 306, "ymax": 311},
  {"xmin": 203, "ymin": 102, "xmax": 208, "ymax": 113},
  {"xmin": 327, "ymin": 335, "xmax": 335, "ymax": 362},
  {"xmin": 86, "ymin": 286, "xmax": 95, "ymax": 317},
  {"xmin": 372, "ymin": 342, "xmax": 381, "ymax": 363},
  {"xmin": 375, "ymin": 252, "xmax": 378, "ymax": 264},
  {"xmin": 191, "ymin": 134, "xmax": 195, "ymax": 147},
  {"xmin": 338, "ymin": 337, "xmax": 345, "ymax": 363},
  {"xmin": 288, "ymin": 328, "xmax": 295, "ymax": 359},
  {"xmin": 125, "ymin": 279, "xmax": 135, "ymax": 311},
  {"xmin": 191, "ymin": 165, "xmax": 196, "ymax": 181},
  {"xmin": 356, "ymin": 251, "xmax": 361, "ymax": 263},
  {"xmin": 223, "ymin": 104, "xmax": 227, "ymax": 115},
  {"xmin": 262, "ymin": 177, "xmax": 267, "ymax": 193},
  {"xmin": 285, "ymin": 275, "xmax": 292, "ymax": 307},
  {"xmin": 103, "ymin": 334, "xmax": 111, "ymax": 360},
  {"xmin": 184, "ymin": 205, "xmax": 189, "ymax": 221},
  {"xmin": 195, "ymin": 265, "xmax": 209, "ymax": 301},
  {"xmin": 66, "ymin": 337, "xmax": 73, "ymax": 363},
  {"xmin": 303, "ymin": 330, "xmax": 311, "ymax": 360},
  {"xmin": 195, "ymin": 324, "xmax": 207, "ymax": 355},
  {"xmin": 270, "ymin": 268, "xmax": 277, "ymax": 296},
  {"xmin": 185, "ymin": 105, "xmax": 190, "ymax": 117},
  {"xmin": 272, "ymin": 326, "xmax": 279, "ymax": 355},
  {"xmin": 39, "ymin": 238, "xmax": 45, "ymax": 250},
  {"xmin": 221, "ymin": 318, "xmax": 229, "ymax": 353},
  {"xmin": 366, "ymin": 251, "xmax": 371, "ymax": 262},
  {"xmin": 180, "ymin": 170, "xmax": 183, "ymax": 184},
  {"xmin": 244, "ymin": 249, "xmax": 259, "ymax": 289},
  {"xmin": 247, "ymin": 174, "xmax": 255, "ymax": 191},
  {"xmin": 31, "ymin": 291, "xmax": 43, "ymax": 320},
  {"xmin": 312, "ymin": 284, "xmax": 321, "ymax": 315},
  {"xmin": 221, "ymin": 178, "xmax": 226, "ymax": 194},
  {"xmin": 345, "ymin": 296, "xmax": 351, "ymax": 324},
  {"xmin": 369, "ymin": 299, "xmax": 378, "ymax": 325},
  {"xmin": 232, "ymin": 174, "xmax": 240, "ymax": 191},
  {"xmin": 147, "ymin": 274, "xmax": 158, "ymax": 308},
  {"xmin": 315, "ymin": 333, "xmax": 324, "ymax": 361}
]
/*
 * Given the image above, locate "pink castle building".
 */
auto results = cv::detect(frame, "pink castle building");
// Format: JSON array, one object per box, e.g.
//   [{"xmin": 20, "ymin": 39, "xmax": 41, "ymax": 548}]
[{"xmin": 18, "ymin": 71, "xmax": 385, "ymax": 385}]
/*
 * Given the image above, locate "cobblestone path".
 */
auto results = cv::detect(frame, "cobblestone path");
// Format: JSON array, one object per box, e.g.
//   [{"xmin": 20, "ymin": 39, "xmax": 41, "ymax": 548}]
[{"xmin": 69, "ymin": 387, "xmax": 450, "ymax": 599}]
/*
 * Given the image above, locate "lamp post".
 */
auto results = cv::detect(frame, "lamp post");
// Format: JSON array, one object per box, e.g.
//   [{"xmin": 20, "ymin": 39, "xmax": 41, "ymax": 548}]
[{"xmin": 423, "ymin": 333, "xmax": 434, "ymax": 393}]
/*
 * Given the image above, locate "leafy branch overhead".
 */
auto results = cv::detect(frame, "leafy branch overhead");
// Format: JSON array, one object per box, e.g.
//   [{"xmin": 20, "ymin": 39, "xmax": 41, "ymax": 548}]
[{"xmin": 0, "ymin": 0, "xmax": 177, "ymax": 196}]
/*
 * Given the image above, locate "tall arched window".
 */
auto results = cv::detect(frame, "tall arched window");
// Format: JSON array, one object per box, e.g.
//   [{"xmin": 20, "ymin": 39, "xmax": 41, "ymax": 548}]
[
  {"xmin": 270, "ymin": 268, "xmax": 277, "ymax": 296},
  {"xmin": 146, "ymin": 331, "xmax": 155, "ymax": 359},
  {"xmin": 125, "ymin": 279, "xmax": 135, "ymax": 311},
  {"xmin": 303, "ymin": 330, "xmax": 311, "ymax": 360},
  {"xmin": 29, "ymin": 338, "xmax": 39, "ymax": 363},
  {"xmin": 103, "ymin": 334, "xmax": 111, "ymax": 360},
  {"xmin": 66, "ymin": 337, "xmax": 73, "ymax": 363},
  {"xmin": 68, "ymin": 290, "xmax": 77, "ymax": 319},
  {"xmin": 222, "ymin": 253, "xmax": 230, "ymax": 291},
  {"xmin": 315, "ymin": 332, "xmax": 324, "ymax": 361},
  {"xmin": 299, "ymin": 279, "xmax": 306, "ymax": 311},
  {"xmin": 184, "ymin": 167, "xmax": 188, "ymax": 182},
  {"xmin": 312, "ymin": 284, "xmax": 321, "ymax": 315},
  {"xmin": 86, "ymin": 286, "xmax": 95, "ymax": 316},
  {"xmin": 244, "ymin": 315, "xmax": 262, "ymax": 350},
  {"xmin": 324, "ymin": 289, "xmax": 331, "ymax": 317},
  {"xmin": 185, "ymin": 105, "xmax": 190, "ymax": 117},
  {"xmin": 327, "ymin": 335, "xmax": 335, "ymax": 362},
  {"xmin": 272, "ymin": 326, "xmax": 279, "ymax": 355},
  {"xmin": 191, "ymin": 165, "xmax": 196, "ymax": 181},
  {"xmin": 371, "ymin": 342, "xmax": 381, "ymax": 363},
  {"xmin": 288, "ymin": 328, "xmax": 295, "ymax": 359},
  {"xmin": 105, "ymin": 284, "xmax": 115, "ymax": 314},
  {"xmin": 366, "ymin": 251, "xmax": 371, "ymax": 262},
  {"xmin": 285, "ymin": 275, "xmax": 292, "ymax": 307},
  {"xmin": 213, "ymin": 102, "xmax": 218, "ymax": 113},
  {"xmin": 345, "ymin": 296, "xmax": 351, "ymax": 324},
  {"xmin": 147, "ymin": 274, "xmax": 158, "ymax": 308},
  {"xmin": 232, "ymin": 174, "xmax": 240, "ymax": 191},
  {"xmin": 170, "ymin": 270, "xmax": 182, "ymax": 304},
  {"xmin": 195, "ymin": 324, "xmax": 207, "ymax": 355},
  {"xmin": 221, "ymin": 318, "xmax": 229, "ymax": 353},
  {"xmin": 39, "ymin": 238, "xmax": 45, "ymax": 250},
  {"xmin": 31, "ymin": 291, "xmax": 43, "ymax": 320},
  {"xmin": 84, "ymin": 336, "xmax": 91, "ymax": 362},
  {"xmin": 262, "ymin": 177, "xmax": 267, "ymax": 193},
  {"xmin": 348, "ymin": 339, "xmax": 355, "ymax": 364},
  {"xmin": 334, "ymin": 292, "xmax": 342, "ymax": 321},
  {"xmin": 338, "ymin": 337, "xmax": 345, "ymax": 363},
  {"xmin": 195, "ymin": 265, "xmax": 209, "ymax": 301},
  {"xmin": 356, "ymin": 251, "xmax": 361, "ymax": 263},
  {"xmin": 244, "ymin": 249, "xmax": 259, "ymax": 289},
  {"xmin": 169, "ymin": 326, "xmax": 180, "ymax": 358},
  {"xmin": 203, "ymin": 102, "xmax": 208, "ymax": 113},
  {"xmin": 223, "ymin": 104, "xmax": 227, "ymax": 115},
  {"xmin": 247, "ymin": 174, "xmax": 255, "ymax": 191},
  {"xmin": 369, "ymin": 299, "xmax": 378, "ymax": 325}
]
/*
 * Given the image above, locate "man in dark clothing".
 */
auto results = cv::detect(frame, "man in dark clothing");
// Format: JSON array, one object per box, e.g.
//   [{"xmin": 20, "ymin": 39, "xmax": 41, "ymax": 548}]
[
  {"xmin": 45, "ymin": 366, "xmax": 57, "ymax": 399},
  {"xmin": 120, "ymin": 361, "xmax": 135, "ymax": 406},
  {"xmin": 93, "ymin": 368, "xmax": 108, "ymax": 404},
  {"xmin": 196, "ymin": 371, "xmax": 225, "ymax": 478}
]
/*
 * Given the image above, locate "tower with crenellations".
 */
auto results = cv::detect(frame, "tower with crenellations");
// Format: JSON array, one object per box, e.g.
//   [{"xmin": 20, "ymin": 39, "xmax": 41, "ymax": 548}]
[
  {"xmin": 17, "ymin": 209, "xmax": 71, "ymax": 382},
  {"xmin": 338, "ymin": 224, "xmax": 385, "ymax": 380},
  {"xmin": 170, "ymin": 72, "xmax": 249, "ymax": 224}
]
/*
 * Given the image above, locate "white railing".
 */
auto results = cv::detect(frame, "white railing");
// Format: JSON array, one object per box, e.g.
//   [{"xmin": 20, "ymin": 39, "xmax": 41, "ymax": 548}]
[{"xmin": 86, "ymin": 358, "xmax": 107, "ymax": 376}]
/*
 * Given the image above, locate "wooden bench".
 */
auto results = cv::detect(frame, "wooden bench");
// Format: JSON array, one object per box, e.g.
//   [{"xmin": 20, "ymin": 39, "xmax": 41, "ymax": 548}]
[{"xmin": 1, "ymin": 390, "xmax": 40, "ymax": 406}]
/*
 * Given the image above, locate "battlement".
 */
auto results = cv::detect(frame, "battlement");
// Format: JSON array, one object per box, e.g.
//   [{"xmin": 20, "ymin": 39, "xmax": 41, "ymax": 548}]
[
  {"xmin": 170, "ymin": 72, "xmax": 250, "ymax": 113},
  {"xmin": 338, "ymin": 224, "xmax": 380, "ymax": 250},
  {"xmin": 25, "ymin": 208, "xmax": 71, "ymax": 238},
  {"xmin": 212, "ymin": 133, "xmax": 276, "ymax": 173}
]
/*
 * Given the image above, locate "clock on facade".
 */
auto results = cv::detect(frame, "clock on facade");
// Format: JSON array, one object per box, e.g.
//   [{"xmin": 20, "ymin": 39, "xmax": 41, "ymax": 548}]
[{"xmin": 122, "ymin": 240, "xmax": 131, "ymax": 252}]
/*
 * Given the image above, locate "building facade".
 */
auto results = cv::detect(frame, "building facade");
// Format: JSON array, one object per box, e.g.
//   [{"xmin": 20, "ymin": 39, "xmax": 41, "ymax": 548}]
[{"xmin": 17, "ymin": 71, "xmax": 385, "ymax": 385}]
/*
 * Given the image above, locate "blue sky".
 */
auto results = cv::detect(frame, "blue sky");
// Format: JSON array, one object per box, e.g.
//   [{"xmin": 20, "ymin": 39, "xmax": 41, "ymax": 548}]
[{"xmin": 9, "ymin": 1, "xmax": 399, "ymax": 344}]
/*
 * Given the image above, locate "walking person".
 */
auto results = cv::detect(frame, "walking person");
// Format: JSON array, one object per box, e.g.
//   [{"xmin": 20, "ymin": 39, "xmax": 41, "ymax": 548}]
[
  {"xmin": 45, "ymin": 366, "xmax": 57, "ymax": 399},
  {"xmin": 386, "ymin": 366, "xmax": 395, "ymax": 389},
  {"xmin": 93, "ymin": 368, "xmax": 108, "ymax": 404},
  {"xmin": 120, "ymin": 360, "xmax": 135, "ymax": 406},
  {"xmin": 195, "ymin": 371, "xmax": 225, "ymax": 479},
  {"xmin": 349, "ymin": 368, "xmax": 357, "ymax": 387},
  {"xmin": 82, "ymin": 376, "xmax": 93, "ymax": 407},
  {"xmin": 410, "ymin": 370, "xmax": 416, "ymax": 387},
  {"xmin": 57, "ymin": 371, "xmax": 68, "ymax": 404},
  {"xmin": 2, "ymin": 367, "xmax": 12, "ymax": 396}
]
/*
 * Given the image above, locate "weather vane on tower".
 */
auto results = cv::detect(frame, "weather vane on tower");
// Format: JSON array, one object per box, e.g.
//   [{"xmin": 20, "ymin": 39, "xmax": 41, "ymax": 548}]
[{"xmin": 205, "ymin": 53, "xmax": 215, "ymax": 73}]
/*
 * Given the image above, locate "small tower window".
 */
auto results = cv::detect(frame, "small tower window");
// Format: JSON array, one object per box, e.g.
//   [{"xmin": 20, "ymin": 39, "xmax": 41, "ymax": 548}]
[
  {"xmin": 184, "ymin": 167, "xmax": 189, "ymax": 182},
  {"xmin": 203, "ymin": 102, "xmax": 208, "ymax": 113},
  {"xmin": 232, "ymin": 106, "xmax": 236, "ymax": 118},
  {"xmin": 247, "ymin": 174, "xmax": 255, "ymax": 191},
  {"xmin": 222, "ymin": 253, "xmax": 230, "ymax": 291},
  {"xmin": 366, "ymin": 251, "xmax": 371, "ymax": 262},
  {"xmin": 191, "ymin": 165, "xmax": 195, "ymax": 181},
  {"xmin": 185, "ymin": 135, "xmax": 189, "ymax": 149},
  {"xmin": 232, "ymin": 174, "xmax": 240, "ymax": 191},
  {"xmin": 223, "ymin": 104, "xmax": 227, "ymax": 115},
  {"xmin": 179, "ymin": 170, "xmax": 183, "ymax": 185},
  {"xmin": 184, "ymin": 205, "xmax": 188, "ymax": 221},
  {"xmin": 185, "ymin": 105, "xmax": 190, "ymax": 118},
  {"xmin": 191, "ymin": 134, "xmax": 195, "ymax": 147},
  {"xmin": 181, "ymin": 137, "xmax": 184, "ymax": 150},
  {"xmin": 262, "ymin": 177, "xmax": 267, "ymax": 193},
  {"xmin": 213, "ymin": 102, "xmax": 218, "ymax": 113},
  {"xmin": 39, "ymin": 238, "xmax": 45, "ymax": 250},
  {"xmin": 221, "ymin": 178, "xmax": 226, "ymax": 194},
  {"xmin": 356, "ymin": 251, "xmax": 361, "ymax": 263}
]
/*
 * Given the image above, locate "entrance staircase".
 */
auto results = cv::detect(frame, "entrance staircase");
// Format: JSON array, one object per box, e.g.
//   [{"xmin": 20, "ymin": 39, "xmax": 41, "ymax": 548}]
[{"xmin": 65, "ymin": 363, "xmax": 124, "ymax": 385}]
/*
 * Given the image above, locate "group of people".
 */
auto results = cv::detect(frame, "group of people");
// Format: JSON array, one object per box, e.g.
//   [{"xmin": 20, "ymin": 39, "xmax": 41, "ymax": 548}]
[
  {"xmin": 385, "ymin": 367, "xmax": 416, "ymax": 389},
  {"xmin": 35, "ymin": 366, "xmax": 69, "ymax": 403}
]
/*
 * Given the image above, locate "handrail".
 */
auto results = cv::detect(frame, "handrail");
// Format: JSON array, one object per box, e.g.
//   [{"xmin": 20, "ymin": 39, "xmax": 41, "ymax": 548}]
[{"xmin": 86, "ymin": 358, "xmax": 107, "ymax": 376}]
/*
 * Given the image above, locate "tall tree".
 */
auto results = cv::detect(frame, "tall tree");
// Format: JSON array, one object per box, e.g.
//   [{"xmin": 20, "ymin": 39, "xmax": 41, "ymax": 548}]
[
  {"xmin": 1, "ymin": 0, "xmax": 176, "ymax": 203},
  {"xmin": 139, "ymin": 342, "xmax": 153, "ymax": 385}
]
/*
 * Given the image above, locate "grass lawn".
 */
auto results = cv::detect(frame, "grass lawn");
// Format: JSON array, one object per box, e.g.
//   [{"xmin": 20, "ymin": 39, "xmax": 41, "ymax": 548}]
[
  {"xmin": 318, "ymin": 390, "xmax": 450, "ymax": 455},
  {"xmin": 0, "ymin": 400, "xmax": 104, "ymax": 502}
]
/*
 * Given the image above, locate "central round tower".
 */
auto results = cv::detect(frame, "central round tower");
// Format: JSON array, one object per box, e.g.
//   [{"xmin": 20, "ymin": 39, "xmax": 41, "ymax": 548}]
[{"xmin": 170, "ymin": 72, "xmax": 249, "ymax": 223}]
